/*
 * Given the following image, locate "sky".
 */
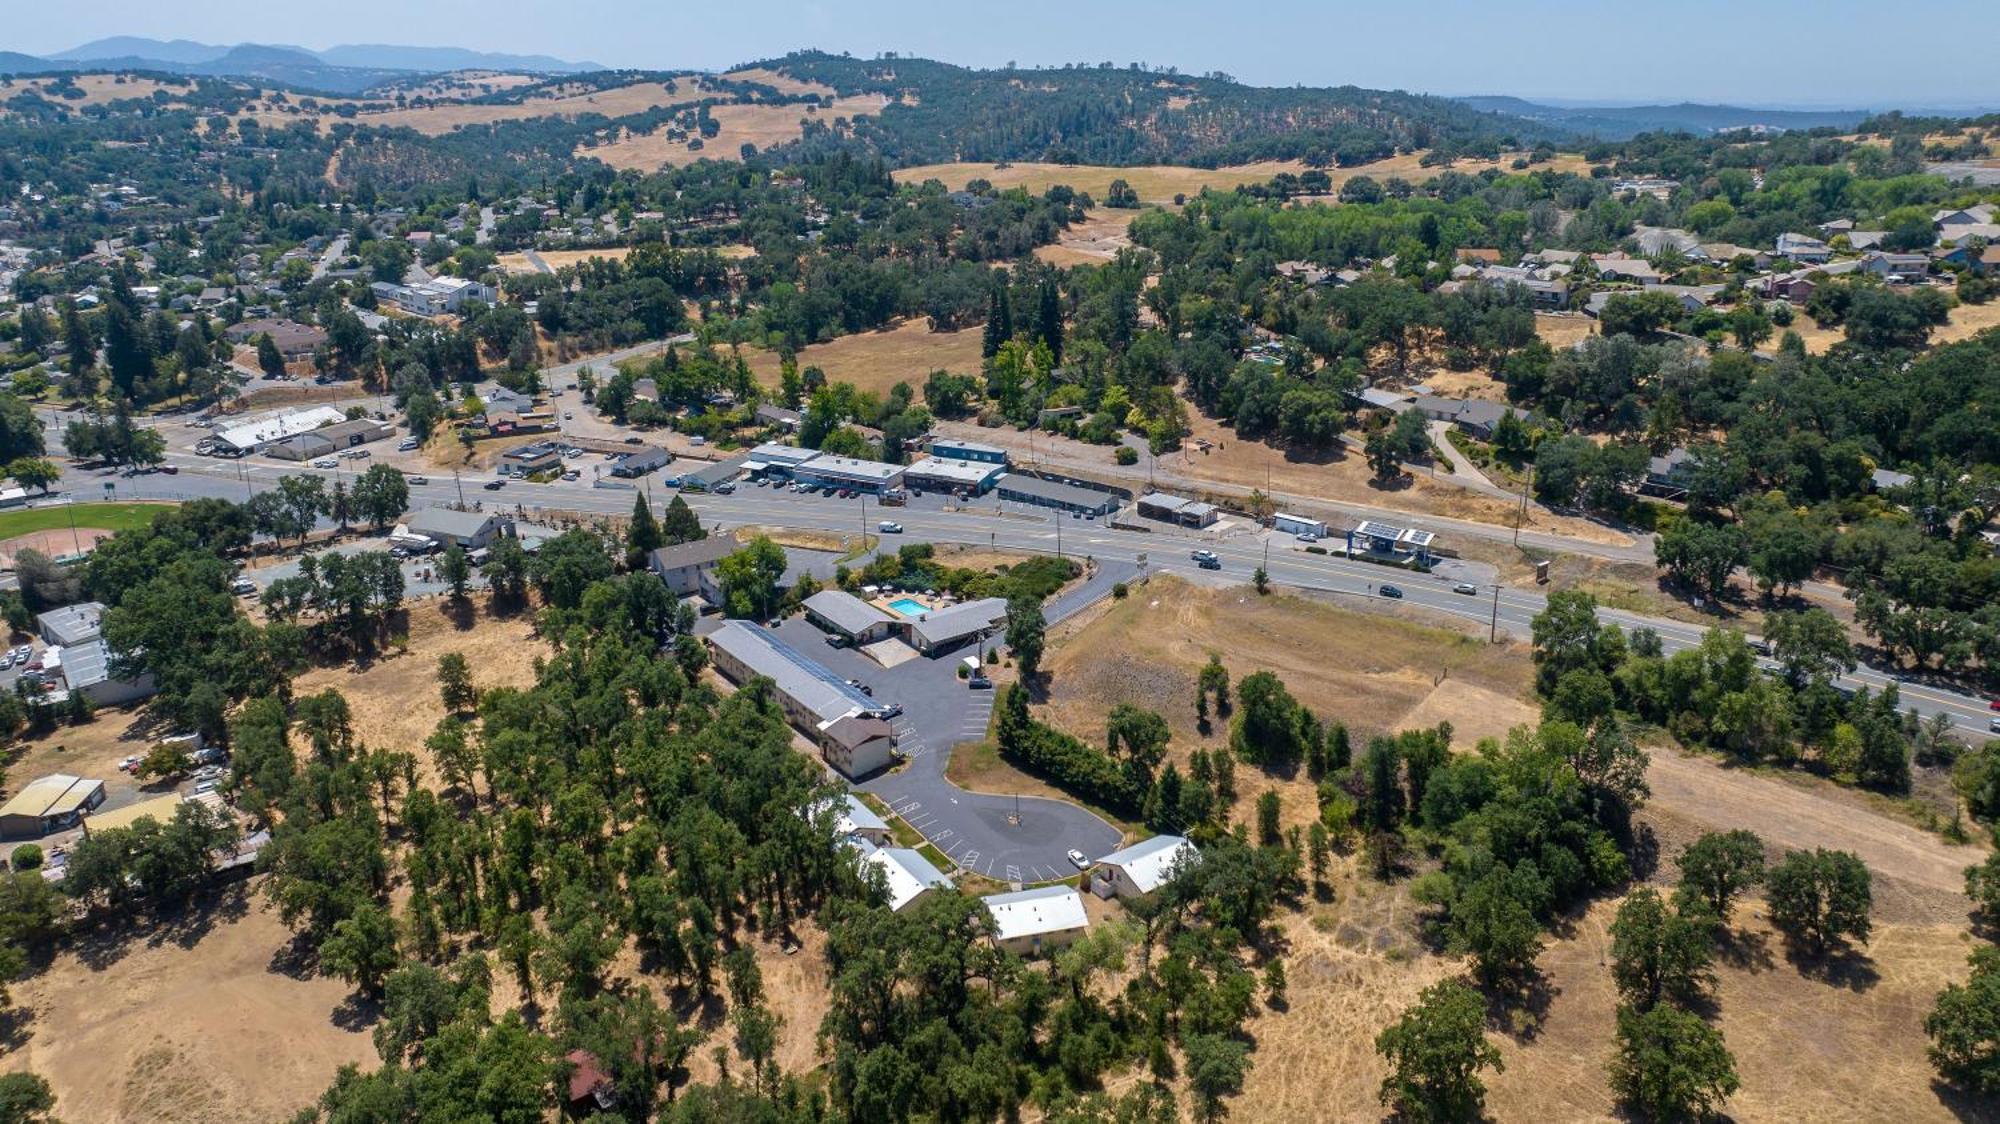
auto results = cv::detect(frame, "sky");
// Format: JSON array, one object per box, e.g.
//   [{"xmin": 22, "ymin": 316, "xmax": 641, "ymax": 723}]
[{"xmin": 4, "ymin": 0, "xmax": 1995, "ymax": 109}]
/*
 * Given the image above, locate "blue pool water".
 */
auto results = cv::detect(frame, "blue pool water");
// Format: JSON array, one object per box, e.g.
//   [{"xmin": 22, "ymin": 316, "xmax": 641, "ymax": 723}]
[{"xmin": 887, "ymin": 597, "xmax": 929, "ymax": 617}]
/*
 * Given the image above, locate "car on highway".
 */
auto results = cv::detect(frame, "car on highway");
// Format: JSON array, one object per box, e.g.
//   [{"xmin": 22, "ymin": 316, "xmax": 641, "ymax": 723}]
[
  {"xmin": 563, "ymin": 412, "xmax": 573, "ymax": 420},
  {"xmin": 713, "ymin": 481, "xmax": 736, "ymax": 494},
  {"xmin": 408, "ymin": 475, "xmax": 428, "ymax": 485},
  {"xmin": 561, "ymin": 469, "xmax": 580, "ymax": 481},
  {"xmin": 159, "ymin": 465, "xmax": 177, "ymax": 474},
  {"xmin": 1453, "ymin": 582, "xmax": 1478, "ymax": 595},
  {"xmin": 1991, "ymin": 716, "xmax": 2000, "ymax": 734},
  {"xmin": 1067, "ymin": 849, "xmax": 1090, "ymax": 870},
  {"xmin": 483, "ymin": 479, "xmax": 506, "ymax": 491},
  {"xmin": 1191, "ymin": 549, "xmax": 1220, "ymax": 565},
  {"xmin": 878, "ymin": 521, "xmax": 903, "ymax": 534},
  {"xmin": 1379, "ymin": 584, "xmax": 1404, "ymax": 599},
  {"xmin": 1296, "ymin": 532, "xmax": 1318, "ymax": 543}
]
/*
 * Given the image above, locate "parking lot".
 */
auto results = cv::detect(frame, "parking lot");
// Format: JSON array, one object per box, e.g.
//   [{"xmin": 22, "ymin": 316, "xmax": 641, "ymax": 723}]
[{"xmin": 759, "ymin": 610, "xmax": 1123, "ymax": 883}]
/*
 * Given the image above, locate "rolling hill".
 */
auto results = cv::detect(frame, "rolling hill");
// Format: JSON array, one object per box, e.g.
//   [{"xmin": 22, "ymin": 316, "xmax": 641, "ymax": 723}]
[{"xmin": 1454, "ymin": 95, "xmax": 1869, "ymax": 138}]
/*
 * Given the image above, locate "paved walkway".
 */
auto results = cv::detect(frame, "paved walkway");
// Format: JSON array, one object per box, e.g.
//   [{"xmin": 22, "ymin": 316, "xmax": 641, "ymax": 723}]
[{"xmin": 1426, "ymin": 420, "xmax": 1513, "ymax": 500}]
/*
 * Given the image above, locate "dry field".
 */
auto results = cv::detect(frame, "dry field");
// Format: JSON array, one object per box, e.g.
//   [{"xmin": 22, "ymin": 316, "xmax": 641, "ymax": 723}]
[
  {"xmin": 495, "ymin": 246, "xmax": 632, "ymax": 274},
  {"xmin": 720, "ymin": 67, "xmax": 839, "ymax": 99},
  {"xmin": 1034, "ymin": 208, "xmax": 1138, "ymax": 267},
  {"xmin": 741, "ymin": 317, "xmax": 985, "ymax": 397},
  {"xmin": 1758, "ymin": 294, "xmax": 2000, "ymax": 357},
  {"xmin": 895, "ymin": 151, "xmax": 1594, "ymax": 207},
  {"xmin": 0, "ymin": 897, "xmax": 376, "ymax": 1123},
  {"xmin": 287, "ymin": 603, "xmax": 542, "ymax": 784},
  {"xmin": 585, "ymin": 94, "xmax": 890, "ymax": 171},
  {"xmin": 4, "ymin": 74, "xmax": 189, "ymax": 110},
  {"xmin": 240, "ymin": 79, "xmax": 716, "ymax": 136},
  {"xmin": 1016, "ymin": 573, "xmax": 1991, "ymax": 1122}
]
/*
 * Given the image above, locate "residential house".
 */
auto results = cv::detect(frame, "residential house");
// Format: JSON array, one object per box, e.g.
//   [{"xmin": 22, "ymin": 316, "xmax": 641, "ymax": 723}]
[
  {"xmin": 1774, "ymin": 232, "xmax": 1833, "ymax": 263},
  {"xmin": 755, "ymin": 404, "xmax": 802, "ymax": 431},
  {"xmin": 1861, "ymin": 251, "xmax": 1931, "ymax": 282},
  {"xmin": 1411, "ymin": 396, "xmax": 1528, "ymax": 441},
  {"xmin": 223, "ymin": 317, "xmax": 327, "ymax": 361},
  {"xmin": 849, "ymin": 838, "xmax": 951, "ymax": 911},
  {"xmin": 1631, "ymin": 226, "xmax": 1702, "ymax": 258},
  {"xmin": 1646, "ymin": 446, "xmax": 1695, "ymax": 495},
  {"xmin": 1088, "ymin": 835, "xmax": 1199, "ymax": 899},
  {"xmin": 649, "ymin": 534, "xmax": 740, "ymax": 601},
  {"xmin": 1592, "ymin": 256, "xmax": 1664, "ymax": 284},
  {"xmin": 981, "ymin": 885, "xmax": 1091, "ymax": 956}
]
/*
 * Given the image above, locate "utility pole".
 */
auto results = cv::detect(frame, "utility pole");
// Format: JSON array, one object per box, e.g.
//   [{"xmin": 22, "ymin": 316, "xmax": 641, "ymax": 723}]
[
  {"xmin": 66, "ymin": 500, "xmax": 80, "ymax": 557},
  {"xmin": 1514, "ymin": 461, "xmax": 1533, "ymax": 546},
  {"xmin": 454, "ymin": 469, "xmax": 465, "ymax": 508},
  {"xmin": 1490, "ymin": 584, "xmax": 1501, "ymax": 643}
]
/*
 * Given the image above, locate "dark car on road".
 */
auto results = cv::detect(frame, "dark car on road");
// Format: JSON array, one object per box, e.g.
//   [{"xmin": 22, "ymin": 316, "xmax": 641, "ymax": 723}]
[{"xmin": 1378, "ymin": 584, "xmax": 1404, "ymax": 599}]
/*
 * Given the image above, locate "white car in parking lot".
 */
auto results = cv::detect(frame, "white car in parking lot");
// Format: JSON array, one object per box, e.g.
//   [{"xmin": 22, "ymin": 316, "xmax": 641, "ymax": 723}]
[
  {"xmin": 311, "ymin": 457, "xmax": 338, "ymax": 469},
  {"xmin": 878, "ymin": 521, "xmax": 903, "ymax": 534}
]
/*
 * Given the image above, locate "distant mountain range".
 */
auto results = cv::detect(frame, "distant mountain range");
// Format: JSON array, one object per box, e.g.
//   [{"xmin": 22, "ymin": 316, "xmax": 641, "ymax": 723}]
[
  {"xmin": 1454, "ymin": 96, "xmax": 1870, "ymax": 138},
  {"xmin": 0, "ymin": 37, "xmax": 604, "ymax": 94}
]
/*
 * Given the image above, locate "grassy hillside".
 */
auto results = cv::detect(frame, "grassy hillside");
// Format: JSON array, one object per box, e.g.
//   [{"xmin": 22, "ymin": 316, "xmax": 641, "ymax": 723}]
[{"xmin": 744, "ymin": 50, "xmax": 1563, "ymax": 168}]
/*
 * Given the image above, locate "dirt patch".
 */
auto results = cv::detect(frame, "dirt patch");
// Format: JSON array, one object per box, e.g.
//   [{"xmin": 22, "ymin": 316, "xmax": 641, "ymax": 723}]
[
  {"xmin": 1533, "ymin": 312, "xmax": 1598, "ymax": 350},
  {"xmin": 496, "ymin": 246, "xmax": 631, "ymax": 274},
  {"xmin": 0, "ymin": 897, "xmax": 375, "ymax": 1123},
  {"xmin": 0, "ymin": 527, "xmax": 114, "ymax": 567},
  {"xmin": 1644, "ymin": 747, "xmax": 1984, "ymax": 915},
  {"xmin": 740, "ymin": 318, "xmax": 986, "ymax": 398},
  {"xmin": 1035, "ymin": 208, "xmax": 1137, "ymax": 266}
]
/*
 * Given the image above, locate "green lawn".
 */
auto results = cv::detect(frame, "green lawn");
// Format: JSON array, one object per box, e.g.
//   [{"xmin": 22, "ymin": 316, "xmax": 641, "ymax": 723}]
[{"xmin": 0, "ymin": 502, "xmax": 173, "ymax": 541}]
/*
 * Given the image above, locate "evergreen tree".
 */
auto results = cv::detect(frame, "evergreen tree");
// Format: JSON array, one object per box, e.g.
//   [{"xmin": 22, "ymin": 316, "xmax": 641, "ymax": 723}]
[{"xmin": 627, "ymin": 494, "xmax": 664, "ymax": 567}]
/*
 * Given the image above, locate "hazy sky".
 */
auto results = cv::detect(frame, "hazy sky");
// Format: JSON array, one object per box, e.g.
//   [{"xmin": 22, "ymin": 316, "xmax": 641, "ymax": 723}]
[{"xmin": 5, "ymin": 0, "xmax": 1994, "ymax": 108}]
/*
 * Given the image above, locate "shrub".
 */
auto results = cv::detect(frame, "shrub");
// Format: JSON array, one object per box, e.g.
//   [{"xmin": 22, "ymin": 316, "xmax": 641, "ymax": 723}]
[
  {"xmin": 11, "ymin": 844, "xmax": 41, "ymax": 871},
  {"xmin": 1112, "ymin": 582, "xmax": 1128, "ymax": 599},
  {"xmin": 1114, "ymin": 446, "xmax": 1138, "ymax": 466}
]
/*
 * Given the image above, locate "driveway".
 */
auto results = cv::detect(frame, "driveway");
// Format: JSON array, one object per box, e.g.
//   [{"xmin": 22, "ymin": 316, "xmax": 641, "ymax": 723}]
[{"xmin": 763, "ymin": 615, "xmax": 1123, "ymax": 883}]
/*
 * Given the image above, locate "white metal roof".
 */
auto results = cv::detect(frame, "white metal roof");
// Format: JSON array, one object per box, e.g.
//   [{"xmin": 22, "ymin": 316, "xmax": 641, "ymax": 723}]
[
  {"xmin": 215, "ymin": 406, "xmax": 346, "ymax": 451},
  {"xmin": 797, "ymin": 456, "xmax": 903, "ymax": 483},
  {"xmin": 835, "ymin": 793, "xmax": 888, "ymax": 837},
  {"xmin": 1093, "ymin": 834, "xmax": 1198, "ymax": 894},
  {"xmin": 982, "ymin": 884, "xmax": 1089, "ymax": 942},
  {"xmin": 907, "ymin": 456, "xmax": 1005, "ymax": 484},
  {"xmin": 849, "ymin": 838, "xmax": 951, "ymax": 911}
]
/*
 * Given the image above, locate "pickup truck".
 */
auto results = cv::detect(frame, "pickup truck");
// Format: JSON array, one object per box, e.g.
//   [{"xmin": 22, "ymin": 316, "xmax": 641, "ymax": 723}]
[{"xmin": 1190, "ymin": 549, "xmax": 1222, "ymax": 570}]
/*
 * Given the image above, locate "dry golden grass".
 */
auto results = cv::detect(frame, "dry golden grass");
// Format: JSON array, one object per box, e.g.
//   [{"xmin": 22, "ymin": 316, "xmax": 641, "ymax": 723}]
[
  {"xmin": 895, "ymin": 151, "xmax": 1593, "ymax": 207},
  {"xmin": 239, "ymin": 80, "xmax": 716, "ymax": 136},
  {"xmin": 288, "ymin": 604, "xmax": 542, "ymax": 785},
  {"xmin": 7, "ymin": 74, "xmax": 188, "ymax": 109},
  {"xmin": 585, "ymin": 95, "xmax": 890, "ymax": 171},
  {"xmin": 1034, "ymin": 207, "xmax": 1137, "ymax": 266},
  {"xmin": 1534, "ymin": 312, "xmax": 1598, "ymax": 349},
  {"xmin": 740, "ymin": 317, "xmax": 986, "ymax": 397},
  {"xmin": 495, "ymin": 246, "xmax": 632, "ymax": 274},
  {"xmin": 721, "ymin": 67, "xmax": 839, "ymax": 99},
  {"xmin": 0, "ymin": 899, "xmax": 375, "ymax": 1123},
  {"xmin": 894, "ymin": 160, "xmax": 1312, "ymax": 205}
]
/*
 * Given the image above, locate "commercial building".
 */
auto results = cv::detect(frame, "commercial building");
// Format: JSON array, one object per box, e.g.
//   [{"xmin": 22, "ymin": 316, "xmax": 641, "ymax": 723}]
[
  {"xmin": 927, "ymin": 437, "xmax": 1009, "ymax": 465},
  {"xmin": 499, "ymin": 441, "xmax": 563, "ymax": 477},
  {"xmin": 997, "ymin": 474, "xmax": 1122, "ymax": 518},
  {"xmin": 370, "ymin": 276, "xmax": 498, "ymax": 316},
  {"xmin": 848, "ymin": 838, "xmax": 952, "ymax": 911},
  {"xmin": 211, "ymin": 406, "xmax": 349, "ymax": 455},
  {"xmin": 905, "ymin": 456, "xmax": 1005, "ymax": 496},
  {"xmin": 37, "ymin": 602, "xmax": 105, "ymax": 648},
  {"xmin": 648, "ymin": 534, "xmax": 739, "ymax": 602},
  {"xmin": 83, "ymin": 792, "xmax": 184, "ymax": 836},
  {"xmin": 1272, "ymin": 513, "xmax": 1327, "ymax": 538},
  {"xmin": 707, "ymin": 620, "xmax": 898, "ymax": 777},
  {"xmin": 981, "ymin": 884, "xmax": 1091, "ymax": 956},
  {"xmin": 1088, "ymin": 834, "xmax": 1199, "ymax": 899},
  {"xmin": 266, "ymin": 418, "xmax": 394, "ymax": 461},
  {"xmin": 1135, "ymin": 491, "xmax": 1220, "ymax": 528},
  {"xmin": 791, "ymin": 456, "xmax": 906, "ymax": 495},
  {"xmin": 803, "ymin": 590, "xmax": 898, "ymax": 645},
  {"xmin": 58, "ymin": 638, "xmax": 156, "ymax": 706},
  {"xmin": 902, "ymin": 597, "xmax": 1009, "ymax": 656},
  {"xmin": 0, "ymin": 774, "xmax": 106, "ymax": 839},
  {"xmin": 610, "ymin": 446, "xmax": 672, "ymax": 478},
  {"xmin": 681, "ymin": 456, "xmax": 749, "ymax": 492},
  {"xmin": 406, "ymin": 507, "xmax": 510, "ymax": 550},
  {"xmin": 1345, "ymin": 519, "xmax": 1435, "ymax": 566},
  {"xmin": 744, "ymin": 443, "xmax": 823, "ymax": 475}
]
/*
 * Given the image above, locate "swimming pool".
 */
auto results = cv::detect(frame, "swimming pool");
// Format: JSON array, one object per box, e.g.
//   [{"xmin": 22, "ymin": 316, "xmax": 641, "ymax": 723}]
[{"xmin": 887, "ymin": 597, "xmax": 929, "ymax": 617}]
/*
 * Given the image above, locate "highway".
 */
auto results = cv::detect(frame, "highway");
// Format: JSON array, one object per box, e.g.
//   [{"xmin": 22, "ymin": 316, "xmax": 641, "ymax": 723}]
[{"xmin": 75, "ymin": 438, "xmax": 2000, "ymax": 741}]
